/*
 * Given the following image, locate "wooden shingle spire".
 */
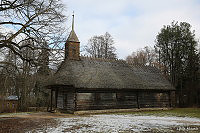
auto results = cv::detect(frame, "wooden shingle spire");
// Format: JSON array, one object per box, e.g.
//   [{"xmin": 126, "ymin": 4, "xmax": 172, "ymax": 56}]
[{"xmin": 65, "ymin": 12, "xmax": 80, "ymax": 60}]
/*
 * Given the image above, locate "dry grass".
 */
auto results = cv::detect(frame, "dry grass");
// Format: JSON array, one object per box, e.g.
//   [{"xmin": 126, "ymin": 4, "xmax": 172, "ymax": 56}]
[{"xmin": 119, "ymin": 108, "xmax": 200, "ymax": 118}]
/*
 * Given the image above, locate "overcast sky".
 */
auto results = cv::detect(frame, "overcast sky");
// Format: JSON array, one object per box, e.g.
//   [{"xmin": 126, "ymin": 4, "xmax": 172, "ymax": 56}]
[{"xmin": 63, "ymin": 0, "xmax": 200, "ymax": 59}]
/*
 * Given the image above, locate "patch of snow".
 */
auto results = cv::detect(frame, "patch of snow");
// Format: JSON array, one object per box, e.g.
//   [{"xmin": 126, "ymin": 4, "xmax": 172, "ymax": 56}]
[
  {"xmin": 41, "ymin": 114, "xmax": 200, "ymax": 132},
  {"xmin": 0, "ymin": 112, "xmax": 31, "ymax": 117},
  {"xmin": 6, "ymin": 95, "xmax": 19, "ymax": 100}
]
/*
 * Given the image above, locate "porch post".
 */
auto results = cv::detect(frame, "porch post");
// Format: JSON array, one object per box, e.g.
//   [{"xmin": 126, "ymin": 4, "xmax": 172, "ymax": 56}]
[
  {"xmin": 74, "ymin": 91, "xmax": 77, "ymax": 111},
  {"xmin": 55, "ymin": 89, "xmax": 58, "ymax": 108},
  {"xmin": 136, "ymin": 91, "xmax": 140, "ymax": 109},
  {"xmin": 50, "ymin": 89, "xmax": 53, "ymax": 111},
  {"xmin": 168, "ymin": 91, "xmax": 171, "ymax": 107}
]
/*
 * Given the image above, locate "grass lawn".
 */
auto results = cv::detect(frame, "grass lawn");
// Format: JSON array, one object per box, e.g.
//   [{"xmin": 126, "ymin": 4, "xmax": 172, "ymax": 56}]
[
  {"xmin": 1, "ymin": 108, "xmax": 200, "ymax": 118},
  {"xmin": 118, "ymin": 108, "xmax": 200, "ymax": 118}
]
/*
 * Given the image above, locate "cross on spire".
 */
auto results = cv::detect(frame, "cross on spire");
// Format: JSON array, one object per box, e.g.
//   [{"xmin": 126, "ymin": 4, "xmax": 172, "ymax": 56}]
[{"xmin": 72, "ymin": 11, "xmax": 74, "ymax": 31}]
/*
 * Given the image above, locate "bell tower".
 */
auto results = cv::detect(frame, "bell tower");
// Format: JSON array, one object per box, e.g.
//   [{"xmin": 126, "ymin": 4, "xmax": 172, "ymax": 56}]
[{"xmin": 65, "ymin": 13, "xmax": 80, "ymax": 60}]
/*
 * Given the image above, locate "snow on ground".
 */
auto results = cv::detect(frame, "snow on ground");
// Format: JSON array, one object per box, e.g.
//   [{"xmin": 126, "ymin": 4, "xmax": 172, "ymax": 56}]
[
  {"xmin": 0, "ymin": 112, "xmax": 30, "ymax": 117},
  {"xmin": 43, "ymin": 114, "xmax": 200, "ymax": 133}
]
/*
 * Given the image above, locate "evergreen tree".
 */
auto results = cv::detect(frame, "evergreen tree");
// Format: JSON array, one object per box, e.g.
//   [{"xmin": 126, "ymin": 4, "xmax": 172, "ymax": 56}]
[{"xmin": 155, "ymin": 21, "xmax": 199, "ymax": 106}]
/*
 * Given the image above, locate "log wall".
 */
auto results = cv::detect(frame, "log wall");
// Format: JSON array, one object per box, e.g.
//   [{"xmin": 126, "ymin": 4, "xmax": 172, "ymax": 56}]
[
  {"xmin": 138, "ymin": 92, "xmax": 169, "ymax": 108},
  {"xmin": 56, "ymin": 89, "xmax": 175, "ymax": 112},
  {"xmin": 57, "ymin": 90, "xmax": 64, "ymax": 109},
  {"xmin": 76, "ymin": 92, "xmax": 171, "ymax": 111},
  {"xmin": 64, "ymin": 92, "xmax": 75, "ymax": 111},
  {"xmin": 57, "ymin": 89, "xmax": 75, "ymax": 112}
]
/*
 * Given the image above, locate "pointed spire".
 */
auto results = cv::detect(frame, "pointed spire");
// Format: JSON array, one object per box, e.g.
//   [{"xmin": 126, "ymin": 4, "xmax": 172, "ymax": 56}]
[
  {"xmin": 72, "ymin": 11, "xmax": 74, "ymax": 31},
  {"xmin": 66, "ymin": 11, "xmax": 79, "ymax": 42}
]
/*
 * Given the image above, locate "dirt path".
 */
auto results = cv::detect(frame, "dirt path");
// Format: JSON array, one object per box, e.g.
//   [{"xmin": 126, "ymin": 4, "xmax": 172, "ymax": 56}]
[
  {"xmin": 0, "ymin": 112, "xmax": 73, "ymax": 133},
  {"xmin": 0, "ymin": 117, "xmax": 56, "ymax": 133}
]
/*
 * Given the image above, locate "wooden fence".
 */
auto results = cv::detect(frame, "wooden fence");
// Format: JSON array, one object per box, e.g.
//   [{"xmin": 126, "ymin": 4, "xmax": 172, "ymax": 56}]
[{"xmin": 0, "ymin": 99, "xmax": 18, "ymax": 113}]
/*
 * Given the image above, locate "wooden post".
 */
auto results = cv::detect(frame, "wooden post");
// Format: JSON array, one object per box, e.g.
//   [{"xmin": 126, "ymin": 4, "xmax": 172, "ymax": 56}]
[
  {"xmin": 168, "ymin": 91, "xmax": 171, "ymax": 107},
  {"xmin": 55, "ymin": 89, "xmax": 58, "ymax": 108},
  {"xmin": 50, "ymin": 89, "xmax": 53, "ymax": 111},
  {"xmin": 74, "ymin": 91, "xmax": 77, "ymax": 112},
  {"xmin": 136, "ymin": 91, "xmax": 140, "ymax": 109}
]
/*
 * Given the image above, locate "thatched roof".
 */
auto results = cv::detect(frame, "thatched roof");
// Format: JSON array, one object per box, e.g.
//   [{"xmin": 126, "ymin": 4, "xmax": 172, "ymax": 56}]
[{"xmin": 46, "ymin": 57, "xmax": 175, "ymax": 90}]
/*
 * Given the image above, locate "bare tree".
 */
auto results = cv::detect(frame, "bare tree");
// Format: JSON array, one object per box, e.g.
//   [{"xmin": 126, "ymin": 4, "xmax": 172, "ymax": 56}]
[
  {"xmin": 0, "ymin": 0, "xmax": 67, "ymax": 110},
  {"xmin": 0, "ymin": 0, "xmax": 66, "ymax": 64},
  {"xmin": 126, "ymin": 46, "xmax": 158, "ymax": 65},
  {"xmin": 84, "ymin": 32, "xmax": 117, "ymax": 59}
]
